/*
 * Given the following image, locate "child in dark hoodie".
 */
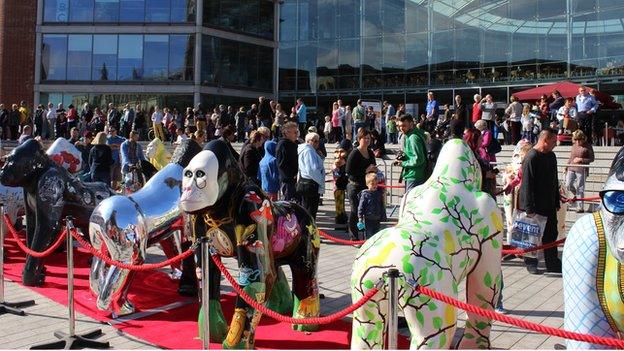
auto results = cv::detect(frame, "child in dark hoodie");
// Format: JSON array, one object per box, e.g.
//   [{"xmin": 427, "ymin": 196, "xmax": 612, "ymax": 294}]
[{"xmin": 259, "ymin": 140, "xmax": 279, "ymax": 201}]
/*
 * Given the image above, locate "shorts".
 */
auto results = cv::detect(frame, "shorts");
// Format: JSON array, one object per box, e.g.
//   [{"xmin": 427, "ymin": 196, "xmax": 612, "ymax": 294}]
[{"xmin": 110, "ymin": 163, "xmax": 122, "ymax": 182}]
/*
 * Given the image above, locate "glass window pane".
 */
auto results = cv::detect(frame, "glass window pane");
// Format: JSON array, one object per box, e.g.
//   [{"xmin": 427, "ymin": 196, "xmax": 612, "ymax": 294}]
[
  {"xmin": 383, "ymin": 0, "xmax": 404, "ymax": 34},
  {"xmin": 119, "ymin": 0, "xmax": 145, "ymax": 22},
  {"xmin": 92, "ymin": 35, "xmax": 118, "ymax": 80},
  {"xmin": 169, "ymin": 35, "xmax": 194, "ymax": 81},
  {"xmin": 279, "ymin": 41, "xmax": 296, "ymax": 91},
  {"xmin": 143, "ymin": 35, "xmax": 169, "ymax": 80},
  {"xmin": 94, "ymin": 0, "xmax": 119, "ymax": 22},
  {"xmin": 258, "ymin": 0, "xmax": 274, "ymax": 39},
  {"xmin": 258, "ymin": 46, "xmax": 273, "ymax": 90},
  {"xmin": 42, "ymin": 35, "xmax": 68, "ymax": 81},
  {"xmin": 298, "ymin": 0, "xmax": 317, "ymax": 41},
  {"xmin": 67, "ymin": 35, "xmax": 92, "ymax": 80},
  {"xmin": 201, "ymin": 36, "xmax": 218, "ymax": 84},
  {"xmin": 44, "ymin": 0, "xmax": 69, "ymax": 22},
  {"xmin": 171, "ymin": 0, "xmax": 195, "ymax": 22},
  {"xmin": 405, "ymin": 0, "xmax": 427, "ymax": 34},
  {"xmin": 297, "ymin": 43, "xmax": 317, "ymax": 91},
  {"xmin": 70, "ymin": 0, "xmax": 94, "ymax": 22},
  {"xmin": 317, "ymin": 40, "xmax": 337, "ymax": 91},
  {"xmin": 317, "ymin": 0, "xmax": 337, "ymax": 40},
  {"xmin": 219, "ymin": 39, "xmax": 239, "ymax": 86},
  {"xmin": 240, "ymin": 43, "xmax": 257, "ymax": 87},
  {"xmin": 279, "ymin": 1, "xmax": 297, "ymax": 41},
  {"xmin": 363, "ymin": 0, "xmax": 381, "ymax": 36},
  {"xmin": 118, "ymin": 35, "xmax": 143, "ymax": 80},
  {"xmin": 145, "ymin": 0, "xmax": 170, "ymax": 22}
]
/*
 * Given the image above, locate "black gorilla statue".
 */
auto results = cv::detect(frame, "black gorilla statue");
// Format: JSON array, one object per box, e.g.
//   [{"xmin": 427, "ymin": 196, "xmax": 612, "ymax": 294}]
[{"xmin": 0, "ymin": 139, "xmax": 115, "ymax": 286}]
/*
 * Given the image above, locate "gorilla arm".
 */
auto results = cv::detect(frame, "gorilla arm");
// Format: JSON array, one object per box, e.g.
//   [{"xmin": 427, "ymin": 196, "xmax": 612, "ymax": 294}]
[
  {"xmin": 457, "ymin": 198, "xmax": 503, "ymax": 349},
  {"xmin": 222, "ymin": 195, "xmax": 276, "ymax": 349}
]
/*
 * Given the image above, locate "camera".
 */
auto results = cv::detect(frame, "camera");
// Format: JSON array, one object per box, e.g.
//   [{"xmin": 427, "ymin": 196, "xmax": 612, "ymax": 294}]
[{"xmin": 395, "ymin": 151, "xmax": 407, "ymax": 161}]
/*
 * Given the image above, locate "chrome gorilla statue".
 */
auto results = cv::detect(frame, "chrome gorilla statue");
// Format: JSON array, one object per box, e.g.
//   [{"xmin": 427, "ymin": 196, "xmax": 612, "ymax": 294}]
[
  {"xmin": 88, "ymin": 139, "xmax": 202, "ymax": 316},
  {"xmin": 180, "ymin": 139, "xmax": 321, "ymax": 349},
  {"xmin": 563, "ymin": 146, "xmax": 624, "ymax": 349},
  {"xmin": 0, "ymin": 139, "xmax": 114, "ymax": 286}
]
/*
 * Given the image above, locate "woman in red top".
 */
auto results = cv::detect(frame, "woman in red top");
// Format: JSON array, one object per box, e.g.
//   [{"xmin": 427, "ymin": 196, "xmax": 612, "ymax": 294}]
[{"xmin": 471, "ymin": 93, "xmax": 482, "ymax": 127}]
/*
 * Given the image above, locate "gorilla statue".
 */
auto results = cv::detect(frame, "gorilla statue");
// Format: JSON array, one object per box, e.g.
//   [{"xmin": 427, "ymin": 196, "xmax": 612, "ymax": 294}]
[
  {"xmin": 0, "ymin": 139, "xmax": 114, "ymax": 286},
  {"xmin": 563, "ymin": 146, "xmax": 624, "ymax": 349},
  {"xmin": 180, "ymin": 139, "xmax": 321, "ymax": 349}
]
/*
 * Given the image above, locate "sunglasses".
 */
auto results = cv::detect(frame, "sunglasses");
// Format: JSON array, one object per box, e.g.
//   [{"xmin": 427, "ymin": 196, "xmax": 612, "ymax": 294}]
[{"xmin": 600, "ymin": 190, "xmax": 624, "ymax": 215}]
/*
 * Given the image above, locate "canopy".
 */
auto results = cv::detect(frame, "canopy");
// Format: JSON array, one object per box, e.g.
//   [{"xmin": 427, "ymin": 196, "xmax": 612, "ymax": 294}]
[{"xmin": 513, "ymin": 81, "xmax": 621, "ymax": 110}]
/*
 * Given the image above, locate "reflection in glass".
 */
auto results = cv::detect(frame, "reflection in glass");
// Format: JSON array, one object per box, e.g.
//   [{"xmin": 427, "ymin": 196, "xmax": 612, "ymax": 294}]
[
  {"xmin": 41, "ymin": 35, "xmax": 68, "ymax": 80},
  {"xmin": 363, "ymin": 0, "xmax": 381, "ymax": 36},
  {"xmin": 146, "ymin": 0, "xmax": 170, "ymax": 22},
  {"xmin": 44, "ymin": 0, "xmax": 70, "ymax": 22},
  {"xmin": 171, "ymin": 0, "xmax": 195, "ymax": 22},
  {"xmin": 70, "ymin": 0, "xmax": 93, "ymax": 22},
  {"xmin": 117, "ymin": 35, "xmax": 143, "ymax": 80},
  {"xmin": 317, "ymin": 0, "xmax": 337, "ymax": 40},
  {"xmin": 203, "ymin": 0, "xmax": 273, "ymax": 39},
  {"xmin": 143, "ymin": 35, "xmax": 169, "ymax": 80},
  {"xmin": 92, "ymin": 35, "xmax": 118, "ymax": 80},
  {"xmin": 94, "ymin": 0, "xmax": 119, "ymax": 22},
  {"xmin": 169, "ymin": 35, "xmax": 194, "ymax": 81},
  {"xmin": 68, "ymin": 35, "xmax": 92, "ymax": 80},
  {"xmin": 120, "ymin": 0, "xmax": 145, "ymax": 22}
]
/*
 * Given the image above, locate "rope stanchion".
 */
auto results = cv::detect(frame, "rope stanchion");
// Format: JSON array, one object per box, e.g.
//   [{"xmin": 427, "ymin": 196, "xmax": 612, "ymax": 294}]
[
  {"xmin": 318, "ymin": 230, "xmax": 366, "ymax": 246},
  {"xmin": 561, "ymin": 195, "xmax": 601, "ymax": 203},
  {"xmin": 501, "ymin": 238, "xmax": 566, "ymax": 255},
  {"xmin": 4, "ymin": 214, "xmax": 66, "ymax": 258},
  {"xmin": 211, "ymin": 254, "xmax": 380, "ymax": 325},
  {"xmin": 69, "ymin": 229, "xmax": 196, "ymax": 271},
  {"xmin": 415, "ymin": 284, "xmax": 624, "ymax": 348}
]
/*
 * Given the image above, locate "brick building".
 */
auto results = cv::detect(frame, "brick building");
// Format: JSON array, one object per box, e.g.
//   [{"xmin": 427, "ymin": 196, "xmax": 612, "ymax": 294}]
[{"xmin": 0, "ymin": 0, "xmax": 37, "ymax": 107}]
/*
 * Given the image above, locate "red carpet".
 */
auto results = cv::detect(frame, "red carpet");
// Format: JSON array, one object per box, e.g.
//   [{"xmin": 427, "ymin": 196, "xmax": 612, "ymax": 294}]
[{"xmin": 3, "ymin": 236, "xmax": 410, "ymax": 349}]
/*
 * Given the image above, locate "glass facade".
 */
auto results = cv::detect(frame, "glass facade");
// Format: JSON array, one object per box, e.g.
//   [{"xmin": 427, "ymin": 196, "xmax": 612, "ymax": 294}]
[
  {"xmin": 279, "ymin": 0, "xmax": 624, "ymax": 95},
  {"xmin": 43, "ymin": 0, "xmax": 196, "ymax": 23},
  {"xmin": 201, "ymin": 35, "xmax": 274, "ymax": 91},
  {"xmin": 203, "ymin": 0, "xmax": 275, "ymax": 39},
  {"xmin": 40, "ymin": 92, "xmax": 194, "ymax": 114},
  {"xmin": 41, "ymin": 34, "xmax": 194, "ymax": 82}
]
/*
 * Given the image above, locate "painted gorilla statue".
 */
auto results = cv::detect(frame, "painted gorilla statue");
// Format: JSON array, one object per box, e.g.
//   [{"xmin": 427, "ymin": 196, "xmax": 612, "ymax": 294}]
[
  {"xmin": 145, "ymin": 138, "xmax": 171, "ymax": 171},
  {"xmin": 0, "ymin": 139, "xmax": 115, "ymax": 286},
  {"xmin": 180, "ymin": 139, "xmax": 321, "ymax": 349},
  {"xmin": 88, "ymin": 139, "xmax": 203, "ymax": 316},
  {"xmin": 351, "ymin": 139, "xmax": 503, "ymax": 349},
  {"xmin": 563, "ymin": 146, "xmax": 624, "ymax": 349}
]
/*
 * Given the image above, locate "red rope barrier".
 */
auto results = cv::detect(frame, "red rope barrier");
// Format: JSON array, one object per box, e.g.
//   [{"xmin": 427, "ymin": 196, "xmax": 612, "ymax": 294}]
[
  {"xmin": 417, "ymin": 285, "xmax": 624, "ymax": 348},
  {"xmin": 4, "ymin": 214, "xmax": 67, "ymax": 258},
  {"xmin": 69, "ymin": 228, "xmax": 195, "ymax": 271},
  {"xmin": 318, "ymin": 230, "xmax": 366, "ymax": 246},
  {"xmin": 561, "ymin": 195, "xmax": 600, "ymax": 203},
  {"xmin": 210, "ymin": 254, "xmax": 379, "ymax": 325},
  {"xmin": 501, "ymin": 238, "xmax": 566, "ymax": 255}
]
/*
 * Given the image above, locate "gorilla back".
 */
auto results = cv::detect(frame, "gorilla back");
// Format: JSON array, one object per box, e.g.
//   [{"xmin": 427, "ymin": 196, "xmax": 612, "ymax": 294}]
[{"xmin": 0, "ymin": 139, "xmax": 114, "ymax": 286}]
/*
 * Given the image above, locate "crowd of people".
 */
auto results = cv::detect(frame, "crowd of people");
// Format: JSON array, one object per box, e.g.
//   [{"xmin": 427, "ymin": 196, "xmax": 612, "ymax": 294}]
[{"xmin": 1, "ymin": 88, "xmax": 601, "ymax": 244}]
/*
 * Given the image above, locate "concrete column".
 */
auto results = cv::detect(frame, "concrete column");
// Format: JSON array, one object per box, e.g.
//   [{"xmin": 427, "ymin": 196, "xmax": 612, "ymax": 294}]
[{"xmin": 194, "ymin": 0, "xmax": 204, "ymax": 106}]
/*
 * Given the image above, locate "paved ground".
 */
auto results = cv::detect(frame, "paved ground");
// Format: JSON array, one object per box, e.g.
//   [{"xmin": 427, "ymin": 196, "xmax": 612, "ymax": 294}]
[{"xmin": 0, "ymin": 196, "xmax": 568, "ymax": 350}]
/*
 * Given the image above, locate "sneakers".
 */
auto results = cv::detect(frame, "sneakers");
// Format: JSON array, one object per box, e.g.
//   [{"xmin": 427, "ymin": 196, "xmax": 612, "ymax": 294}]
[
  {"xmin": 495, "ymin": 306, "xmax": 507, "ymax": 314},
  {"xmin": 526, "ymin": 266, "xmax": 542, "ymax": 275}
]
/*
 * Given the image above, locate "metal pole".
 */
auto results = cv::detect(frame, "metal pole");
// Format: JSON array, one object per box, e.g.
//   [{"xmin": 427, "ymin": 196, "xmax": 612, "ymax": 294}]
[
  {"xmin": 0, "ymin": 204, "xmax": 5, "ymax": 304},
  {"xmin": 386, "ymin": 268, "xmax": 400, "ymax": 350},
  {"xmin": 201, "ymin": 238, "xmax": 210, "ymax": 350},
  {"xmin": 66, "ymin": 217, "xmax": 76, "ymax": 337}
]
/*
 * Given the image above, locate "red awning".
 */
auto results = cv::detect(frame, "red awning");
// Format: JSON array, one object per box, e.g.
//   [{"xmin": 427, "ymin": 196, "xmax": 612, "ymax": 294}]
[{"xmin": 513, "ymin": 81, "xmax": 621, "ymax": 110}]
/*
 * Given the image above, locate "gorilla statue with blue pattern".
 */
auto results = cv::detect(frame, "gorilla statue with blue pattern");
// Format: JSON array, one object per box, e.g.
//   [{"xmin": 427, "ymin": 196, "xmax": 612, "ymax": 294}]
[{"xmin": 563, "ymin": 146, "xmax": 624, "ymax": 348}]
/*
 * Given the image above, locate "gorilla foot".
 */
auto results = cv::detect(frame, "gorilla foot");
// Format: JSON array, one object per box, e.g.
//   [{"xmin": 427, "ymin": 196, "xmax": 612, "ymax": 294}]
[
  {"xmin": 198, "ymin": 300, "xmax": 228, "ymax": 343},
  {"xmin": 292, "ymin": 295, "xmax": 320, "ymax": 332},
  {"xmin": 112, "ymin": 300, "xmax": 135, "ymax": 318},
  {"xmin": 22, "ymin": 267, "xmax": 45, "ymax": 287}
]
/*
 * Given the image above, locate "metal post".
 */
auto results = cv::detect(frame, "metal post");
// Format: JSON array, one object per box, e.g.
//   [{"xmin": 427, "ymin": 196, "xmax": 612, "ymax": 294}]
[
  {"xmin": 201, "ymin": 238, "xmax": 210, "ymax": 350},
  {"xmin": 66, "ymin": 217, "xmax": 76, "ymax": 337},
  {"xmin": 31, "ymin": 216, "xmax": 109, "ymax": 349},
  {"xmin": 386, "ymin": 268, "xmax": 400, "ymax": 350},
  {"xmin": 0, "ymin": 204, "xmax": 35, "ymax": 316}
]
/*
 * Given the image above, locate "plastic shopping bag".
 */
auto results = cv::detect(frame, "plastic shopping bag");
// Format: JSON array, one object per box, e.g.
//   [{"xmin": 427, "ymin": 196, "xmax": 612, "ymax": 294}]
[{"xmin": 510, "ymin": 210, "xmax": 547, "ymax": 258}]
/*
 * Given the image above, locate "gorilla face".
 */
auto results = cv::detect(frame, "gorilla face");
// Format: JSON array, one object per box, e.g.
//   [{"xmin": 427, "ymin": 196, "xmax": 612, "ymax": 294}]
[
  {"xmin": 603, "ymin": 176, "xmax": 624, "ymax": 263},
  {"xmin": 180, "ymin": 150, "xmax": 221, "ymax": 213},
  {"xmin": 0, "ymin": 140, "xmax": 49, "ymax": 187}
]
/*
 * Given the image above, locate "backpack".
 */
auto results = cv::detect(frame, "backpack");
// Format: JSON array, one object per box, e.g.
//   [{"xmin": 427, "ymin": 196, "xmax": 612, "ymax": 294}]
[{"xmin": 487, "ymin": 137, "xmax": 502, "ymax": 154}]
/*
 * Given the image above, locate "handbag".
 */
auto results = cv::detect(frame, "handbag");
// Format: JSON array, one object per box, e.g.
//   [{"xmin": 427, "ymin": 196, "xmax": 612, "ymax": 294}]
[{"xmin": 510, "ymin": 210, "xmax": 547, "ymax": 258}]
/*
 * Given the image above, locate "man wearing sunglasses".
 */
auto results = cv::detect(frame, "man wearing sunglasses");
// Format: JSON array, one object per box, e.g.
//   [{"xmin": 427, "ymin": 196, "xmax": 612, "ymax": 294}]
[
  {"xmin": 562, "ymin": 146, "xmax": 624, "ymax": 349},
  {"xmin": 519, "ymin": 128, "xmax": 562, "ymax": 274}
]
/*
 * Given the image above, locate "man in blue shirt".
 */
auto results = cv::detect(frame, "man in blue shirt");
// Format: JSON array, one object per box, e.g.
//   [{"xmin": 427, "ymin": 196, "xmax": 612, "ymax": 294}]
[
  {"xmin": 426, "ymin": 91, "xmax": 439, "ymax": 121},
  {"xmin": 575, "ymin": 86, "xmax": 598, "ymax": 144},
  {"xmin": 120, "ymin": 130, "xmax": 146, "ymax": 191},
  {"xmin": 296, "ymin": 98, "xmax": 307, "ymax": 138},
  {"xmin": 106, "ymin": 126, "xmax": 125, "ymax": 190}
]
